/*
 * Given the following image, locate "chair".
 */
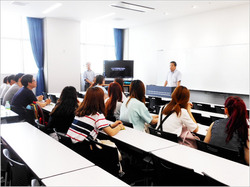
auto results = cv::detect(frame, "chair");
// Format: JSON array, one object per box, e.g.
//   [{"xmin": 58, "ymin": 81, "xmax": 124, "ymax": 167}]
[
  {"xmin": 120, "ymin": 120, "xmax": 133, "ymax": 128},
  {"xmin": 1, "ymin": 142, "xmax": 9, "ymax": 186},
  {"xmin": 49, "ymin": 94, "xmax": 58, "ymax": 103},
  {"xmin": 215, "ymin": 105, "xmax": 225, "ymax": 114},
  {"xmin": 2, "ymin": 149, "xmax": 31, "ymax": 186},
  {"xmin": 77, "ymin": 92, "xmax": 84, "ymax": 98},
  {"xmin": 53, "ymin": 129, "xmax": 73, "ymax": 149},
  {"xmin": 193, "ymin": 102, "xmax": 215, "ymax": 112},
  {"xmin": 151, "ymin": 153, "xmax": 202, "ymax": 186},
  {"xmin": 42, "ymin": 92, "xmax": 48, "ymax": 100},
  {"xmin": 202, "ymin": 172, "xmax": 227, "ymax": 186},
  {"xmin": 196, "ymin": 139, "xmax": 241, "ymax": 163},
  {"xmin": 72, "ymin": 138, "xmax": 121, "ymax": 177},
  {"xmin": 148, "ymin": 126, "xmax": 178, "ymax": 143},
  {"xmin": 148, "ymin": 97, "xmax": 162, "ymax": 113}
]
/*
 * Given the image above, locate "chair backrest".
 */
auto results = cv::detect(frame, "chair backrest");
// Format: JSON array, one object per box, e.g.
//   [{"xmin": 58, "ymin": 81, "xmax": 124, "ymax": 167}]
[
  {"xmin": 77, "ymin": 92, "xmax": 84, "ymax": 98},
  {"xmin": 196, "ymin": 139, "xmax": 241, "ymax": 162},
  {"xmin": 151, "ymin": 153, "xmax": 198, "ymax": 186},
  {"xmin": 73, "ymin": 138, "xmax": 120, "ymax": 176},
  {"xmin": 53, "ymin": 129, "xmax": 73, "ymax": 149},
  {"xmin": 49, "ymin": 94, "xmax": 58, "ymax": 103},
  {"xmin": 215, "ymin": 105, "xmax": 225, "ymax": 114},
  {"xmin": 202, "ymin": 172, "xmax": 227, "ymax": 186},
  {"xmin": 192, "ymin": 102, "xmax": 215, "ymax": 112},
  {"xmin": 3, "ymin": 149, "xmax": 31, "ymax": 186},
  {"xmin": 148, "ymin": 126, "xmax": 178, "ymax": 143},
  {"xmin": 120, "ymin": 120, "xmax": 133, "ymax": 128}
]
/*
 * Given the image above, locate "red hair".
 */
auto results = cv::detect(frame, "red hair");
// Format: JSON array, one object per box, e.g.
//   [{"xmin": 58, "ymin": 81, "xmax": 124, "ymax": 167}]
[
  {"xmin": 224, "ymin": 96, "xmax": 249, "ymax": 146},
  {"xmin": 105, "ymin": 82, "xmax": 122, "ymax": 117}
]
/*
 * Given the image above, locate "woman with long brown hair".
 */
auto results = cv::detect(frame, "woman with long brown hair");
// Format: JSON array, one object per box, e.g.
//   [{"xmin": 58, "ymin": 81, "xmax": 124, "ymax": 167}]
[
  {"xmin": 105, "ymin": 82, "xmax": 123, "ymax": 121},
  {"xmin": 156, "ymin": 86, "xmax": 198, "ymax": 136},
  {"xmin": 67, "ymin": 87, "xmax": 124, "ymax": 143},
  {"xmin": 120, "ymin": 80, "xmax": 158, "ymax": 132},
  {"xmin": 204, "ymin": 96, "xmax": 249, "ymax": 164}
]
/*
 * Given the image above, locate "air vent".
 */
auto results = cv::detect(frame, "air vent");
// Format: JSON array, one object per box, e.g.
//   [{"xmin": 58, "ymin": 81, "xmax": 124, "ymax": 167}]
[{"xmin": 110, "ymin": 1, "xmax": 155, "ymax": 13}]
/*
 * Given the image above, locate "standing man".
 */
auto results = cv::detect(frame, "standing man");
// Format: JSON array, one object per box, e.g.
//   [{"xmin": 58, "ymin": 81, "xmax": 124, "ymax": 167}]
[
  {"xmin": 83, "ymin": 62, "xmax": 95, "ymax": 91},
  {"xmin": 164, "ymin": 61, "xmax": 182, "ymax": 87}
]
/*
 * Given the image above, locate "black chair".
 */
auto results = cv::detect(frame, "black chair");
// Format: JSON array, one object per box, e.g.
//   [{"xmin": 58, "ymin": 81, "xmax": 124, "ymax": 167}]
[
  {"xmin": 192, "ymin": 112, "xmax": 212, "ymax": 126},
  {"xmin": 148, "ymin": 97, "xmax": 162, "ymax": 113},
  {"xmin": 215, "ymin": 105, "xmax": 225, "ymax": 114},
  {"xmin": 202, "ymin": 172, "xmax": 227, "ymax": 186},
  {"xmin": 42, "ymin": 92, "xmax": 48, "ymax": 100},
  {"xmin": 151, "ymin": 153, "xmax": 203, "ymax": 186},
  {"xmin": 148, "ymin": 126, "xmax": 178, "ymax": 143},
  {"xmin": 72, "ymin": 138, "xmax": 121, "ymax": 177},
  {"xmin": 49, "ymin": 94, "xmax": 58, "ymax": 103},
  {"xmin": 1, "ymin": 142, "xmax": 9, "ymax": 186},
  {"xmin": 53, "ymin": 129, "xmax": 73, "ymax": 149},
  {"xmin": 196, "ymin": 139, "xmax": 241, "ymax": 163},
  {"xmin": 120, "ymin": 120, "xmax": 133, "ymax": 128},
  {"xmin": 193, "ymin": 102, "xmax": 215, "ymax": 112},
  {"xmin": 2, "ymin": 149, "xmax": 31, "ymax": 186}
]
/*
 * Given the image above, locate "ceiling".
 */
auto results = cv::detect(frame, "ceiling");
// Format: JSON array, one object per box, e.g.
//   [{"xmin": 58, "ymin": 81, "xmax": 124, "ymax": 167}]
[{"xmin": 1, "ymin": 0, "xmax": 249, "ymax": 28}]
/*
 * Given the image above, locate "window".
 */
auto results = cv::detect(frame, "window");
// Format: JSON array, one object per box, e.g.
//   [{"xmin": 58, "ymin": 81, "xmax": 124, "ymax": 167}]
[
  {"xmin": 1, "ymin": 14, "xmax": 38, "ymax": 74},
  {"xmin": 80, "ymin": 22, "xmax": 115, "ymax": 75}
]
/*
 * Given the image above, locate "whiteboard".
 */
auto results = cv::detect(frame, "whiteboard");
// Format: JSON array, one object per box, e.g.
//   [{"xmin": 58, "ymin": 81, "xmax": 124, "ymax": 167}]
[{"xmin": 156, "ymin": 44, "xmax": 249, "ymax": 95}]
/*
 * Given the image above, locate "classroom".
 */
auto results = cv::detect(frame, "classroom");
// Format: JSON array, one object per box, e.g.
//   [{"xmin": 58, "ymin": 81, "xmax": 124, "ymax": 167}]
[{"xmin": 1, "ymin": 0, "xmax": 249, "ymax": 186}]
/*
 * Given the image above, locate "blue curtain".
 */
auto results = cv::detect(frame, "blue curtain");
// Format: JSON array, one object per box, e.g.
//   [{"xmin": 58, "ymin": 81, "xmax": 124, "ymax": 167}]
[
  {"xmin": 27, "ymin": 17, "xmax": 45, "ymax": 96},
  {"xmin": 114, "ymin": 28, "xmax": 124, "ymax": 60}
]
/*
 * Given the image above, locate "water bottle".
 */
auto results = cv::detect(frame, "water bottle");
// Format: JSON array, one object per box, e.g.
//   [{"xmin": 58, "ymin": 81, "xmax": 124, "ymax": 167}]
[{"xmin": 5, "ymin": 101, "xmax": 10, "ymax": 110}]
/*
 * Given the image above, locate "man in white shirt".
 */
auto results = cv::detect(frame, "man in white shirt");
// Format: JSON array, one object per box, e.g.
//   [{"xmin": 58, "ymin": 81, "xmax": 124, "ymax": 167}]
[
  {"xmin": 83, "ymin": 62, "xmax": 95, "ymax": 91},
  {"xmin": 164, "ymin": 61, "xmax": 182, "ymax": 87}
]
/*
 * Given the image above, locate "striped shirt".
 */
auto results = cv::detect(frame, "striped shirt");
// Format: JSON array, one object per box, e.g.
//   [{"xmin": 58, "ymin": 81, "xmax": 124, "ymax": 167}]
[{"xmin": 66, "ymin": 112, "xmax": 110, "ymax": 143}]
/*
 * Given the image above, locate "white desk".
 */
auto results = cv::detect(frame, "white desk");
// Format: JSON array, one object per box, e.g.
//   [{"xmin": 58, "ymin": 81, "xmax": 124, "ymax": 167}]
[
  {"xmin": 42, "ymin": 103, "xmax": 55, "ymax": 113},
  {"xmin": 197, "ymin": 123, "xmax": 208, "ymax": 137},
  {"xmin": 1, "ymin": 122, "xmax": 94, "ymax": 179},
  {"xmin": 1, "ymin": 105, "xmax": 19, "ymax": 123},
  {"xmin": 152, "ymin": 144, "xmax": 249, "ymax": 186},
  {"xmin": 105, "ymin": 126, "xmax": 178, "ymax": 152},
  {"xmin": 41, "ymin": 166, "xmax": 128, "ymax": 186}
]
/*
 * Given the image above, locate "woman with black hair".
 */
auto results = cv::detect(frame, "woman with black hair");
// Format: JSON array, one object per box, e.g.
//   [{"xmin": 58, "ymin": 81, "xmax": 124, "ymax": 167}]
[{"xmin": 48, "ymin": 86, "xmax": 79, "ymax": 133}]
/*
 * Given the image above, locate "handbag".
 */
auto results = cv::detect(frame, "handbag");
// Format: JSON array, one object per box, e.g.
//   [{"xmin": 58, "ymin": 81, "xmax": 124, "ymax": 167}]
[{"xmin": 178, "ymin": 126, "xmax": 200, "ymax": 149}]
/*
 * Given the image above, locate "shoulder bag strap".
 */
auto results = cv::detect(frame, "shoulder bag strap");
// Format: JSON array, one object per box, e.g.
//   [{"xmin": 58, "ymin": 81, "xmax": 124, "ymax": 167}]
[{"xmin": 157, "ymin": 105, "xmax": 173, "ymax": 131}]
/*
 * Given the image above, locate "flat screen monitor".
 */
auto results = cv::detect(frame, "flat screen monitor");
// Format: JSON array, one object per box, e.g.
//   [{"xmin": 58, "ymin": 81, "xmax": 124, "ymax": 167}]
[{"xmin": 103, "ymin": 60, "xmax": 134, "ymax": 78}]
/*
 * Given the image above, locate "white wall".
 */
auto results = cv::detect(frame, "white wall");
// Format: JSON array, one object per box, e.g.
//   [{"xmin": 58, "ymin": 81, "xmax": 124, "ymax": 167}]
[
  {"xmin": 44, "ymin": 18, "xmax": 81, "ymax": 93},
  {"xmin": 128, "ymin": 4, "xmax": 249, "ymax": 95}
]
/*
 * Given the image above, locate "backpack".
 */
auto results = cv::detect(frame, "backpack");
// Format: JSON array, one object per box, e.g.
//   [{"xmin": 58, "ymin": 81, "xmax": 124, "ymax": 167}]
[{"xmin": 26, "ymin": 102, "xmax": 46, "ymax": 126}]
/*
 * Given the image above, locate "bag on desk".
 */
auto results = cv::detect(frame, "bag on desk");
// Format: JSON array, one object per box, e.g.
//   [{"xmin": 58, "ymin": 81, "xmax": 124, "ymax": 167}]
[{"xmin": 178, "ymin": 126, "xmax": 200, "ymax": 149}]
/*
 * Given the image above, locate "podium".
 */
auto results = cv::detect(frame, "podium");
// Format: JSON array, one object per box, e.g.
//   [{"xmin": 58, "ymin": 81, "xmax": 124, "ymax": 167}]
[{"xmin": 146, "ymin": 85, "xmax": 176, "ymax": 98}]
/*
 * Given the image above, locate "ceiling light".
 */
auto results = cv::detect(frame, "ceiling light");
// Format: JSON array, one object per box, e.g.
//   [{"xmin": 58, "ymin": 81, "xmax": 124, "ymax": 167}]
[
  {"xmin": 192, "ymin": 5, "xmax": 197, "ymax": 9},
  {"xmin": 164, "ymin": 12, "xmax": 169, "ymax": 16},
  {"xmin": 42, "ymin": 3, "xmax": 62, "ymax": 14}
]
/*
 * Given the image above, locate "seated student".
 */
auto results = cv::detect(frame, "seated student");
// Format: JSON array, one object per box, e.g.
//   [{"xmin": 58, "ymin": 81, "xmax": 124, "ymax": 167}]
[
  {"xmin": 105, "ymin": 82, "xmax": 123, "ymax": 121},
  {"xmin": 2, "ymin": 73, "xmax": 24, "ymax": 106},
  {"xmin": 0, "ymin": 74, "xmax": 15, "ymax": 101},
  {"xmin": 11, "ymin": 74, "xmax": 51, "ymax": 119},
  {"xmin": 156, "ymin": 86, "xmax": 199, "ymax": 136},
  {"xmin": 120, "ymin": 80, "xmax": 158, "ymax": 132},
  {"xmin": 114, "ymin": 77, "xmax": 127, "ymax": 102},
  {"xmin": 66, "ymin": 87, "xmax": 125, "ymax": 143},
  {"xmin": 47, "ymin": 86, "xmax": 79, "ymax": 133},
  {"xmin": 0, "ymin": 76, "xmax": 9, "ymax": 98},
  {"xmin": 93, "ymin": 75, "xmax": 108, "ymax": 99},
  {"xmin": 204, "ymin": 96, "xmax": 249, "ymax": 165}
]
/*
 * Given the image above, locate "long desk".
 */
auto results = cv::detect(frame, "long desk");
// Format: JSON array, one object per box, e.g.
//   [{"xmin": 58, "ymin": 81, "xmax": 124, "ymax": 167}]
[
  {"xmin": 41, "ymin": 165, "xmax": 128, "ymax": 186},
  {"xmin": 191, "ymin": 108, "xmax": 227, "ymax": 119},
  {"xmin": 1, "ymin": 122, "xmax": 94, "ymax": 179},
  {"xmin": 102, "ymin": 126, "xmax": 178, "ymax": 153},
  {"xmin": 151, "ymin": 144, "xmax": 249, "ymax": 186},
  {"xmin": 1, "ymin": 105, "xmax": 19, "ymax": 123}
]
